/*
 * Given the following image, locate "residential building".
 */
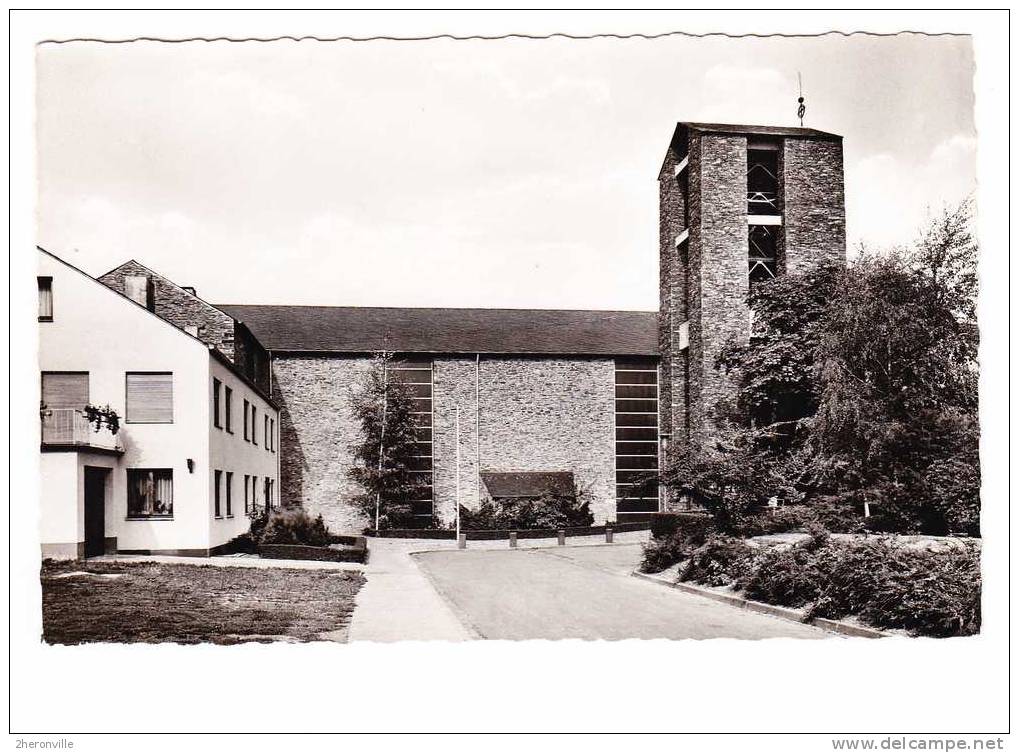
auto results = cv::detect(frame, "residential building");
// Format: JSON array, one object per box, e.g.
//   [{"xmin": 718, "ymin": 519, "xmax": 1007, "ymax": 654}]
[{"xmin": 38, "ymin": 249, "xmax": 279, "ymax": 558}]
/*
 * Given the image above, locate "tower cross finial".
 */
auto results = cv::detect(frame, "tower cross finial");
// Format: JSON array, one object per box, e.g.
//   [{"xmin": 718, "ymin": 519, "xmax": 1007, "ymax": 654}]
[{"xmin": 797, "ymin": 72, "xmax": 805, "ymax": 126}]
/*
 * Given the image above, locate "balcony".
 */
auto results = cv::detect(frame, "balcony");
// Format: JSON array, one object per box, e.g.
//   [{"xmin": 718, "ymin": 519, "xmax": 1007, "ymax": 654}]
[{"xmin": 41, "ymin": 408, "xmax": 124, "ymax": 454}]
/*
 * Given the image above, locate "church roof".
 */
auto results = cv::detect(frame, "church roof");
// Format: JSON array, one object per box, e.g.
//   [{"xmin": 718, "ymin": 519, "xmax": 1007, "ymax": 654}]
[{"xmin": 216, "ymin": 304, "xmax": 659, "ymax": 356}]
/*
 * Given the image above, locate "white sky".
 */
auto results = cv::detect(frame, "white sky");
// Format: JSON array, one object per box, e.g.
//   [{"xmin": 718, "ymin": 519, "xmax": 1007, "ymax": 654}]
[{"xmin": 36, "ymin": 33, "xmax": 976, "ymax": 311}]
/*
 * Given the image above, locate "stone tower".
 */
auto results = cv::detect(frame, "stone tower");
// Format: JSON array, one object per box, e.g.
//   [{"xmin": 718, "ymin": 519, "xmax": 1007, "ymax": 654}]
[{"xmin": 657, "ymin": 122, "xmax": 846, "ymax": 484}]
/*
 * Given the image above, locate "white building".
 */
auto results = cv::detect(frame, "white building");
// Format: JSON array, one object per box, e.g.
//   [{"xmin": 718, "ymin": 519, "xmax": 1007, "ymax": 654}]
[{"xmin": 38, "ymin": 248, "xmax": 280, "ymax": 558}]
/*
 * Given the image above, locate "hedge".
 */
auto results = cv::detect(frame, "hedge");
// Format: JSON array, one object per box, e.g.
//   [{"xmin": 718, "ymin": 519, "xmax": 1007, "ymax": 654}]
[{"xmin": 259, "ymin": 540, "xmax": 369, "ymax": 564}]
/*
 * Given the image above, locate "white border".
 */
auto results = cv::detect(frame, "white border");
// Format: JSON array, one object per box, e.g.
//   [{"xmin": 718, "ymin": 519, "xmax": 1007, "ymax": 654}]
[{"xmin": 7, "ymin": 9, "xmax": 1012, "ymax": 746}]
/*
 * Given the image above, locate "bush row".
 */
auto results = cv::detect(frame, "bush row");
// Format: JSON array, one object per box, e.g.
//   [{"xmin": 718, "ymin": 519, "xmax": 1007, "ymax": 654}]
[{"xmin": 649, "ymin": 529, "xmax": 981, "ymax": 638}]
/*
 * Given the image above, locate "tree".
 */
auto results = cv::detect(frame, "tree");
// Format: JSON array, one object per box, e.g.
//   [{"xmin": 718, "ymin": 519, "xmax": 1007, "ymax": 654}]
[
  {"xmin": 346, "ymin": 352, "xmax": 428, "ymax": 530},
  {"xmin": 665, "ymin": 202, "xmax": 980, "ymax": 536},
  {"xmin": 811, "ymin": 204, "xmax": 979, "ymax": 534}
]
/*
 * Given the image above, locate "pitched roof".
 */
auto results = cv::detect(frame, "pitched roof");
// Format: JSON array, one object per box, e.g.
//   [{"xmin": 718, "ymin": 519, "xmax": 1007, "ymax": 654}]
[
  {"xmin": 481, "ymin": 471, "xmax": 575, "ymax": 499},
  {"xmin": 39, "ymin": 247, "xmax": 278, "ymax": 409},
  {"xmin": 216, "ymin": 304, "xmax": 659, "ymax": 356}
]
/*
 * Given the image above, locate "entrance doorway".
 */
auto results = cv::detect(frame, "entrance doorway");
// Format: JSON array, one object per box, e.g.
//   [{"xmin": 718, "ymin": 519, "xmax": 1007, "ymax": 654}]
[{"xmin": 83, "ymin": 467, "xmax": 108, "ymax": 557}]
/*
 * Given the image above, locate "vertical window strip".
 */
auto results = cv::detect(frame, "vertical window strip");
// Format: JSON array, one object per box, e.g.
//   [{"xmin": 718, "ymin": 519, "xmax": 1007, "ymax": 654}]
[{"xmin": 614, "ymin": 359, "xmax": 660, "ymax": 520}]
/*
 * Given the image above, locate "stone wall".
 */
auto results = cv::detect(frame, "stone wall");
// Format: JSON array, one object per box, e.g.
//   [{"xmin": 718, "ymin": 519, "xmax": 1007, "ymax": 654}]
[
  {"xmin": 99, "ymin": 261, "xmax": 237, "ymax": 359},
  {"xmin": 272, "ymin": 353, "xmax": 623, "ymax": 531},
  {"xmin": 782, "ymin": 138, "xmax": 847, "ymax": 273},
  {"xmin": 272, "ymin": 355, "xmax": 375, "ymax": 532},
  {"xmin": 476, "ymin": 357, "xmax": 617, "ymax": 524},
  {"xmin": 688, "ymin": 133, "xmax": 750, "ymax": 447}
]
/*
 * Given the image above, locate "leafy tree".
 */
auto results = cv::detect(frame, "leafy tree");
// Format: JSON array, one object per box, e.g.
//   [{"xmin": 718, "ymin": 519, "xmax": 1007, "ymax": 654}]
[
  {"xmin": 811, "ymin": 205, "xmax": 979, "ymax": 534},
  {"xmin": 346, "ymin": 352, "xmax": 428, "ymax": 530},
  {"xmin": 665, "ymin": 202, "xmax": 980, "ymax": 536}
]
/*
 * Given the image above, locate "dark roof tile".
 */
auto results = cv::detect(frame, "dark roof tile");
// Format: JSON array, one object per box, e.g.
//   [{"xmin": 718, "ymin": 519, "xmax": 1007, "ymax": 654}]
[{"xmin": 217, "ymin": 305, "xmax": 659, "ymax": 356}]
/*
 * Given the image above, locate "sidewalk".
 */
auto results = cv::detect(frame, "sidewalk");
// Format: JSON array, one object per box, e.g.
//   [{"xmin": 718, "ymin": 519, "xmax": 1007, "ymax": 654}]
[{"xmin": 347, "ymin": 538, "xmax": 473, "ymax": 642}]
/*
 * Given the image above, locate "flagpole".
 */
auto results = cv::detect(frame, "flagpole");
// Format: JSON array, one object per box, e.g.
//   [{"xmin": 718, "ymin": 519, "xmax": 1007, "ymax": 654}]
[{"xmin": 455, "ymin": 406, "xmax": 461, "ymax": 540}]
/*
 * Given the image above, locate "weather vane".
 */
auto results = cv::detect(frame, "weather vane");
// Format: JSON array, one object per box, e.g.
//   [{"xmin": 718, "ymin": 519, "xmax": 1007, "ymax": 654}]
[{"xmin": 797, "ymin": 72, "xmax": 806, "ymax": 126}]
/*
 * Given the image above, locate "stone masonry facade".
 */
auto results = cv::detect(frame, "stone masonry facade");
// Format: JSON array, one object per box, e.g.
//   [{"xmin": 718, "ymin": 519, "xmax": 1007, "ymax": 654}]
[
  {"xmin": 272, "ymin": 354, "xmax": 620, "ymax": 532},
  {"xmin": 690, "ymin": 134, "xmax": 752, "ymax": 448},
  {"xmin": 475, "ymin": 357, "xmax": 617, "ymax": 525},
  {"xmin": 781, "ymin": 138, "xmax": 847, "ymax": 273},
  {"xmin": 271, "ymin": 356, "xmax": 375, "ymax": 533}
]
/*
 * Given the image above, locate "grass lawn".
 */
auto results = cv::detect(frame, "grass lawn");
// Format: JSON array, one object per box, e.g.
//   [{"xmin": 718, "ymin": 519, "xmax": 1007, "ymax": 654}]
[{"xmin": 41, "ymin": 559, "xmax": 366, "ymax": 645}]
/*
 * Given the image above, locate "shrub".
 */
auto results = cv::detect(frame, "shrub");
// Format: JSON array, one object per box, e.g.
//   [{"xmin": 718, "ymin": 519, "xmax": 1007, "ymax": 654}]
[
  {"xmin": 458, "ymin": 489, "xmax": 594, "ymax": 531},
  {"xmin": 807, "ymin": 539, "xmax": 897, "ymax": 620},
  {"xmin": 640, "ymin": 524, "xmax": 714, "ymax": 574},
  {"xmin": 859, "ymin": 542, "xmax": 981, "ymax": 637},
  {"xmin": 741, "ymin": 543, "xmax": 831, "ymax": 608},
  {"xmin": 733, "ymin": 506, "xmax": 812, "ymax": 537},
  {"xmin": 256, "ymin": 507, "xmax": 332, "ymax": 547},
  {"xmin": 679, "ymin": 536, "xmax": 758, "ymax": 587},
  {"xmin": 808, "ymin": 496, "xmax": 868, "ymax": 534},
  {"xmin": 650, "ymin": 511, "xmax": 714, "ymax": 540}
]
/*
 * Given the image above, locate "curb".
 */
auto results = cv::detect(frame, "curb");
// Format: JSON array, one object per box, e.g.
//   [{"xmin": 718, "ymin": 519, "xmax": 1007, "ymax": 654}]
[{"xmin": 631, "ymin": 570, "xmax": 887, "ymax": 639}]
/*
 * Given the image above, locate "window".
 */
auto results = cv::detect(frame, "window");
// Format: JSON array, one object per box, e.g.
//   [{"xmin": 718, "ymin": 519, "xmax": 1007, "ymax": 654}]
[
  {"xmin": 225, "ymin": 472, "xmax": 233, "ymax": 517},
  {"xmin": 748, "ymin": 225, "xmax": 779, "ymax": 282},
  {"xmin": 747, "ymin": 147, "xmax": 780, "ymax": 215},
  {"xmin": 38, "ymin": 277, "xmax": 53, "ymax": 321},
  {"xmin": 270, "ymin": 418, "xmax": 275, "ymax": 452},
  {"xmin": 224, "ymin": 386, "xmax": 233, "ymax": 433},
  {"xmin": 243, "ymin": 474, "xmax": 250, "ymax": 514},
  {"xmin": 251, "ymin": 476, "xmax": 258, "ymax": 510},
  {"xmin": 264, "ymin": 477, "xmax": 272, "ymax": 510},
  {"xmin": 264, "ymin": 415, "xmax": 269, "ymax": 450},
  {"xmin": 127, "ymin": 469, "xmax": 173, "ymax": 518},
  {"xmin": 214, "ymin": 469, "xmax": 222, "ymax": 517},
  {"xmin": 126, "ymin": 372, "xmax": 173, "ymax": 423},
  {"xmin": 212, "ymin": 378, "xmax": 222, "ymax": 428},
  {"xmin": 614, "ymin": 359, "xmax": 660, "ymax": 522},
  {"xmin": 41, "ymin": 372, "xmax": 89, "ymax": 410},
  {"xmin": 387, "ymin": 358, "xmax": 433, "ymax": 519},
  {"xmin": 243, "ymin": 399, "xmax": 249, "ymax": 440},
  {"xmin": 251, "ymin": 405, "xmax": 257, "ymax": 445}
]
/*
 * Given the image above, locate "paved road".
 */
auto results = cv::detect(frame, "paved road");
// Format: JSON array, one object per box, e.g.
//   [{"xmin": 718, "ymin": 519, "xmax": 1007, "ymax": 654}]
[{"xmin": 413, "ymin": 544, "xmax": 830, "ymax": 641}]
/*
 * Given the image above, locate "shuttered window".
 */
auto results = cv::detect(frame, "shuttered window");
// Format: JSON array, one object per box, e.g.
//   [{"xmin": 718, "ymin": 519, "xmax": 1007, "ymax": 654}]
[
  {"xmin": 126, "ymin": 372, "xmax": 173, "ymax": 423},
  {"xmin": 41, "ymin": 372, "xmax": 89, "ymax": 410}
]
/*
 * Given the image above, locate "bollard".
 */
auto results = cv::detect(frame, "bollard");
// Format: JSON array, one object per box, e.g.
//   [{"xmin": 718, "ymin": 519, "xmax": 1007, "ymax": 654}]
[
  {"xmin": 557, "ymin": 530, "xmax": 566, "ymax": 546},
  {"xmin": 509, "ymin": 531, "xmax": 518, "ymax": 548},
  {"xmin": 605, "ymin": 527, "xmax": 614, "ymax": 544},
  {"xmin": 458, "ymin": 533, "xmax": 467, "ymax": 550}
]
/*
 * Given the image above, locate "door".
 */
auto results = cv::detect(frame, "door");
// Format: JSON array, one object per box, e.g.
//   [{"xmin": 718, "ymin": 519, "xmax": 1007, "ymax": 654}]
[{"xmin": 83, "ymin": 467, "xmax": 107, "ymax": 557}]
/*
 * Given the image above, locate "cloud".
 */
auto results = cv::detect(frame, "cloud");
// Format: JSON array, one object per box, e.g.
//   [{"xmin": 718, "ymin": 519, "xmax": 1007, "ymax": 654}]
[
  {"xmin": 846, "ymin": 134, "xmax": 977, "ymax": 251},
  {"xmin": 693, "ymin": 64, "xmax": 797, "ymax": 124}
]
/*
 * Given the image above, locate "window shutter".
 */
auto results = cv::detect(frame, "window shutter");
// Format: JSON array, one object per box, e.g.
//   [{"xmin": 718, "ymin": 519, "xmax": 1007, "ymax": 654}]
[
  {"xmin": 42, "ymin": 373, "xmax": 89, "ymax": 410},
  {"xmin": 126, "ymin": 373, "xmax": 173, "ymax": 423}
]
